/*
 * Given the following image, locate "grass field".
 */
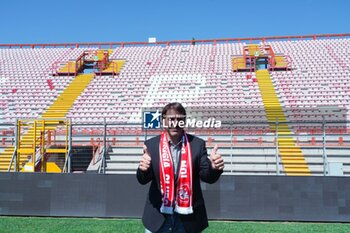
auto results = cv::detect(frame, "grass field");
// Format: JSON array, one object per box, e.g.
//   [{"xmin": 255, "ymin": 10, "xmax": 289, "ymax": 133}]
[{"xmin": 1, "ymin": 217, "xmax": 350, "ymax": 233}]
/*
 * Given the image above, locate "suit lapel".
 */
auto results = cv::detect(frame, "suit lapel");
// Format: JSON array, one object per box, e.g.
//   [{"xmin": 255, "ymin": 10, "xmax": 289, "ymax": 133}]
[
  {"xmin": 188, "ymin": 134, "xmax": 198, "ymax": 170},
  {"xmin": 151, "ymin": 138, "xmax": 161, "ymax": 186}
]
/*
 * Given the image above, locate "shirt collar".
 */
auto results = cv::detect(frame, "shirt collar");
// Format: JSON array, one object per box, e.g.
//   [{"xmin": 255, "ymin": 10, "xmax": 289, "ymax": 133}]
[{"xmin": 168, "ymin": 138, "xmax": 182, "ymax": 147}]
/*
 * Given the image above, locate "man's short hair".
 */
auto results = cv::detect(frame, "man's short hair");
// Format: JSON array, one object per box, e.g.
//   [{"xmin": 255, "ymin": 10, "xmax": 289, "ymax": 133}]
[{"xmin": 162, "ymin": 102, "xmax": 186, "ymax": 119}]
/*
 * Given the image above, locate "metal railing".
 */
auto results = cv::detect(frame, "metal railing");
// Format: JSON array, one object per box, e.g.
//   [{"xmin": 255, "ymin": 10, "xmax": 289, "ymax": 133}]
[
  {"xmin": 1, "ymin": 33, "xmax": 349, "ymax": 49},
  {"xmin": 62, "ymin": 148, "xmax": 71, "ymax": 173},
  {"xmin": 1, "ymin": 119, "xmax": 350, "ymax": 175}
]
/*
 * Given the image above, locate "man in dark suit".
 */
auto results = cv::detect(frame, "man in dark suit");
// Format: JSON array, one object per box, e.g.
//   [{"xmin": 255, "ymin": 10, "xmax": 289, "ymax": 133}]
[{"xmin": 137, "ymin": 102, "xmax": 224, "ymax": 233}]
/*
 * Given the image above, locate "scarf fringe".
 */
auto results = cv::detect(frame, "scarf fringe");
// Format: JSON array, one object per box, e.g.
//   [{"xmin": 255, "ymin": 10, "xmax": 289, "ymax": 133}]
[{"xmin": 175, "ymin": 205, "xmax": 193, "ymax": 215}]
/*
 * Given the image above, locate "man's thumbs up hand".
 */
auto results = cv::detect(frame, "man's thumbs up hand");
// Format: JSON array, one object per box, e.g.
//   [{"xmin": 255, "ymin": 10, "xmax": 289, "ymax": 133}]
[
  {"xmin": 139, "ymin": 145, "xmax": 152, "ymax": 172},
  {"xmin": 210, "ymin": 144, "xmax": 224, "ymax": 171}
]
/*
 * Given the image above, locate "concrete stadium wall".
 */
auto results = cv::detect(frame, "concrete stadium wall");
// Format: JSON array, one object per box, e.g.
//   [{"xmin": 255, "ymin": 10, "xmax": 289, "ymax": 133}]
[{"xmin": 0, "ymin": 173, "xmax": 350, "ymax": 222}]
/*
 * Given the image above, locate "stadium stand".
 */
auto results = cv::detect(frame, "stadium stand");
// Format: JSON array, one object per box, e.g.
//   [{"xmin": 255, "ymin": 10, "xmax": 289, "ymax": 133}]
[{"xmin": 0, "ymin": 34, "xmax": 349, "ymax": 175}]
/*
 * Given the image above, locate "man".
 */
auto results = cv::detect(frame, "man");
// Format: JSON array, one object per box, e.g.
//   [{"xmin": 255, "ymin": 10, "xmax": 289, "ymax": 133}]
[{"xmin": 137, "ymin": 102, "xmax": 224, "ymax": 233}]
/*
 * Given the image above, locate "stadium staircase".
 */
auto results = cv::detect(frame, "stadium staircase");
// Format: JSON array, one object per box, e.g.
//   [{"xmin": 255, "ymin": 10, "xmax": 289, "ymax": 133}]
[
  {"xmin": 0, "ymin": 74, "xmax": 95, "ymax": 172},
  {"xmin": 42, "ymin": 74, "xmax": 94, "ymax": 118},
  {"xmin": 256, "ymin": 69, "xmax": 311, "ymax": 175},
  {"xmin": 0, "ymin": 146, "xmax": 16, "ymax": 171}
]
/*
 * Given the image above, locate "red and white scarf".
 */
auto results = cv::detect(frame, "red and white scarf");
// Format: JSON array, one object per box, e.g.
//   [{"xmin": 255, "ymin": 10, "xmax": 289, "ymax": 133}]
[{"xmin": 159, "ymin": 131, "xmax": 193, "ymax": 215}]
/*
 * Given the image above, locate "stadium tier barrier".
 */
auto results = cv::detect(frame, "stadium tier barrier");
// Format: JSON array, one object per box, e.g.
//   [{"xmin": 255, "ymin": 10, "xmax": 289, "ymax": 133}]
[{"xmin": 0, "ymin": 173, "xmax": 350, "ymax": 222}]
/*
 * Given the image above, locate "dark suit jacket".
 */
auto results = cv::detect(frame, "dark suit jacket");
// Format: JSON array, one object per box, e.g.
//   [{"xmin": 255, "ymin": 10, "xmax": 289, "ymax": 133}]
[{"xmin": 137, "ymin": 133, "xmax": 222, "ymax": 233}]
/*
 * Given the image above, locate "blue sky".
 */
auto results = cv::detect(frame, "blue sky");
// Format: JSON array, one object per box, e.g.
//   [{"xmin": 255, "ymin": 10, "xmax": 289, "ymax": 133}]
[{"xmin": 0, "ymin": 0, "xmax": 349, "ymax": 44}]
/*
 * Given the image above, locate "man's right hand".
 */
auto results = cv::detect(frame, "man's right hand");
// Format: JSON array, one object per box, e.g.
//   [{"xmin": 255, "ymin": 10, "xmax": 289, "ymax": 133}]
[{"xmin": 139, "ymin": 145, "xmax": 152, "ymax": 171}]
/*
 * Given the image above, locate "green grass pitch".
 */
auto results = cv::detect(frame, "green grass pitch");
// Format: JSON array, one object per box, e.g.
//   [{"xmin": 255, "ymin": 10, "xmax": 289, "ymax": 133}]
[{"xmin": 1, "ymin": 217, "xmax": 350, "ymax": 233}]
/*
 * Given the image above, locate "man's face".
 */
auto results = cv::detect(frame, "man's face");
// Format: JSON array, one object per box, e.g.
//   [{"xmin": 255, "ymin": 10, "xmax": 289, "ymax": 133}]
[{"xmin": 163, "ymin": 109, "xmax": 186, "ymax": 138}]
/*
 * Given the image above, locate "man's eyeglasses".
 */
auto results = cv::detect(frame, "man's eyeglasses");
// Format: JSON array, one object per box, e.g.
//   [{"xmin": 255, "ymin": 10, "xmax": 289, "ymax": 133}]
[{"xmin": 163, "ymin": 115, "xmax": 186, "ymax": 122}]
